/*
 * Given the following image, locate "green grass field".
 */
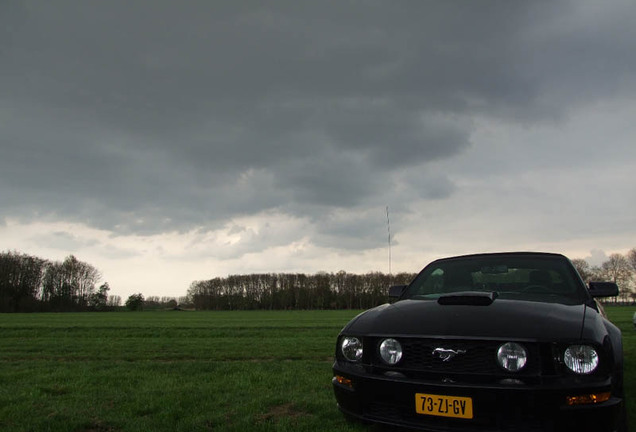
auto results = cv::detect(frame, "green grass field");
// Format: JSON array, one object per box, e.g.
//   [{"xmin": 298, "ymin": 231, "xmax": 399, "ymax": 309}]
[
  {"xmin": 0, "ymin": 307, "xmax": 633, "ymax": 431},
  {"xmin": 606, "ymin": 305, "xmax": 636, "ymax": 425}
]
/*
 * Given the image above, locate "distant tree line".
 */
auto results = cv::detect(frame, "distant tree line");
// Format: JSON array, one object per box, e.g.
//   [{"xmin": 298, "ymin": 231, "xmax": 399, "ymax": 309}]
[
  {"xmin": 188, "ymin": 248, "xmax": 636, "ymax": 310},
  {"xmin": 186, "ymin": 271, "xmax": 417, "ymax": 311},
  {"xmin": 131, "ymin": 295, "xmax": 186, "ymax": 311},
  {"xmin": 4, "ymin": 248, "xmax": 635, "ymax": 313},
  {"xmin": 0, "ymin": 251, "xmax": 118, "ymax": 312}
]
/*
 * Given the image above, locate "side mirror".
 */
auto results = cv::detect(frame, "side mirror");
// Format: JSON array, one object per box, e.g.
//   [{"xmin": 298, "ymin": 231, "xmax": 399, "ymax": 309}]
[
  {"xmin": 588, "ymin": 282, "xmax": 619, "ymax": 298},
  {"xmin": 389, "ymin": 285, "xmax": 406, "ymax": 299}
]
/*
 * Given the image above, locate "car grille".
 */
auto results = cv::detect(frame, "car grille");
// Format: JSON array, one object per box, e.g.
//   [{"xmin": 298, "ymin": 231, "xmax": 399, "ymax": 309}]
[{"xmin": 370, "ymin": 338, "xmax": 546, "ymax": 377}]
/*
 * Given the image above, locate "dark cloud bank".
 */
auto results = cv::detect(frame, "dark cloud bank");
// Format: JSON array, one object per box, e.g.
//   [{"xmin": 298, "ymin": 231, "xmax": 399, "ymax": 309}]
[{"xmin": 1, "ymin": 1, "xmax": 635, "ymax": 248}]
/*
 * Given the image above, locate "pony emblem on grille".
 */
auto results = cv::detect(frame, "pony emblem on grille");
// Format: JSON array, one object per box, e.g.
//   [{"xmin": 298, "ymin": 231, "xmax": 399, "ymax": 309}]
[{"xmin": 432, "ymin": 348, "xmax": 466, "ymax": 362}]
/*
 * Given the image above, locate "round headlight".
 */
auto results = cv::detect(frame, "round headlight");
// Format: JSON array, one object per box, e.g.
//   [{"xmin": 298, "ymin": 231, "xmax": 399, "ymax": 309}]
[
  {"xmin": 341, "ymin": 336, "xmax": 363, "ymax": 362},
  {"xmin": 564, "ymin": 345, "xmax": 598, "ymax": 374},
  {"xmin": 497, "ymin": 342, "xmax": 528, "ymax": 372},
  {"xmin": 379, "ymin": 338, "xmax": 403, "ymax": 365}
]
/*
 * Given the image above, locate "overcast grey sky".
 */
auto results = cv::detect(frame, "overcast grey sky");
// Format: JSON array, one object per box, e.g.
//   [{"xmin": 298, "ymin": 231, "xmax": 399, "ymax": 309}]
[{"xmin": 2, "ymin": 0, "xmax": 635, "ymax": 300}]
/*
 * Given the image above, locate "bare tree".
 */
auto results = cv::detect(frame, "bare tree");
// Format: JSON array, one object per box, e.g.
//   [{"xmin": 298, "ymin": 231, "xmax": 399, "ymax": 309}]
[
  {"xmin": 571, "ymin": 258, "xmax": 592, "ymax": 283},
  {"xmin": 41, "ymin": 255, "xmax": 101, "ymax": 310},
  {"xmin": 107, "ymin": 295, "xmax": 122, "ymax": 307},
  {"xmin": 0, "ymin": 251, "xmax": 46, "ymax": 312},
  {"xmin": 627, "ymin": 248, "xmax": 636, "ymax": 273},
  {"xmin": 601, "ymin": 253, "xmax": 634, "ymax": 302}
]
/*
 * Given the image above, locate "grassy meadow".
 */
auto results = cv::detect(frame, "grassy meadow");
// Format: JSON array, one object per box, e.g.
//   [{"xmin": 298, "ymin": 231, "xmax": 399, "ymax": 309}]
[
  {"xmin": 0, "ymin": 310, "xmax": 364, "ymax": 432},
  {"xmin": 0, "ymin": 307, "xmax": 634, "ymax": 431},
  {"xmin": 607, "ymin": 305, "xmax": 636, "ymax": 424}
]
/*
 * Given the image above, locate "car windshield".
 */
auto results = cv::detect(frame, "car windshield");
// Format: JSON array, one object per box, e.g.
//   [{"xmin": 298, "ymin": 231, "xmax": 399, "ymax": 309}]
[{"xmin": 404, "ymin": 255, "xmax": 587, "ymax": 304}]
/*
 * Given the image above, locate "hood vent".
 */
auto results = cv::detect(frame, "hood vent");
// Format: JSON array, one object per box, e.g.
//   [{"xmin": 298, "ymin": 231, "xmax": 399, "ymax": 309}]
[{"xmin": 437, "ymin": 291, "xmax": 498, "ymax": 306}]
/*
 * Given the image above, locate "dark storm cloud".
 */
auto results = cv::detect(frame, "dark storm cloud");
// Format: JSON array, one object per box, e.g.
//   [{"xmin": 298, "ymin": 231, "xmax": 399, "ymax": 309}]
[{"xmin": 1, "ymin": 0, "xmax": 635, "ymax": 236}]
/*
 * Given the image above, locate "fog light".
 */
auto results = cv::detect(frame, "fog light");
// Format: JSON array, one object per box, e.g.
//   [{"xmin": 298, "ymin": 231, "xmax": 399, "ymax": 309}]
[
  {"xmin": 566, "ymin": 392, "xmax": 611, "ymax": 406},
  {"xmin": 496, "ymin": 342, "xmax": 527, "ymax": 372},
  {"xmin": 334, "ymin": 375, "xmax": 353, "ymax": 388},
  {"xmin": 379, "ymin": 338, "xmax": 403, "ymax": 365}
]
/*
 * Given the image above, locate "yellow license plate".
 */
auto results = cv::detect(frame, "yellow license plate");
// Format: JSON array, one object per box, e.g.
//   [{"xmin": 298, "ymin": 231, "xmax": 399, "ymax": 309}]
[{"xmin": 415, "ymin": 393, "xmax": 473, "ymax": 419}]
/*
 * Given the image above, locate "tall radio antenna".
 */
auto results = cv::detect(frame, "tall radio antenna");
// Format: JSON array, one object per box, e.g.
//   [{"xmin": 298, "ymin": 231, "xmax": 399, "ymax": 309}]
[{"xmin": 386, "ymin": 206, "xmax": 392, "ymax": 275}]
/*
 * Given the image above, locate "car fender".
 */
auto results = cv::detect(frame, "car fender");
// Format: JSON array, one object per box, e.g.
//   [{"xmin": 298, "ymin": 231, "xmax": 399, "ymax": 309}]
[
  {"xmin": 340, "ymin": 303, "xmax": 391, "ymax": 334},
  {"xmin": 603, "ymin": 318, "xmax": 623, "ymax": 394}
]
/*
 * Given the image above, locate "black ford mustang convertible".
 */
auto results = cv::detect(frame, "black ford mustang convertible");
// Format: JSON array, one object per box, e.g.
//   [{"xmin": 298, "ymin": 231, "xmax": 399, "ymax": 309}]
[{"xmin": 332, "ymin": 252, "xmax": 626, "ymax": 431}]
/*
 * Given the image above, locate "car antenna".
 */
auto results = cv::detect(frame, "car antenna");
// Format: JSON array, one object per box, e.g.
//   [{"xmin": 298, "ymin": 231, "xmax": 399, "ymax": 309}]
[{"xmin": 386, "ymin": 206, "xmax": 392, "ymax": 276}]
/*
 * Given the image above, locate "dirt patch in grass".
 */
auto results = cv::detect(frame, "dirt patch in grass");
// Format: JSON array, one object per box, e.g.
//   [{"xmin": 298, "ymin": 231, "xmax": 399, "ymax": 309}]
[
  {"xmin": 204, "ymin": 405, "xmax": 237, "ymax": 430},
  {"xmin": 255, "ymin": 403, "xmax": 310, "ymax": 424},
  {"xmin": 40, "ymin": 385, "xmax": 71, "ymax": 396},
  {"xmin": 76, "ymin": 419, "xmax": 119, "ymax": 432}
]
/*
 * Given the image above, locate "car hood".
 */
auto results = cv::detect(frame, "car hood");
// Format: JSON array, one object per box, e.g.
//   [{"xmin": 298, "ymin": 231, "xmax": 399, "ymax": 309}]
[{"xmin": 344, "ymin": 298, "xmax": 588, "ymax": 341}]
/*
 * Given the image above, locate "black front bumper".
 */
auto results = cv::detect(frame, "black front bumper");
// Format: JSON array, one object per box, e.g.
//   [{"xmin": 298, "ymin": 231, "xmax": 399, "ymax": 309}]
[{"xmin": 333, "ymin": 362, "xmax": 624, "ymax": 431}]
